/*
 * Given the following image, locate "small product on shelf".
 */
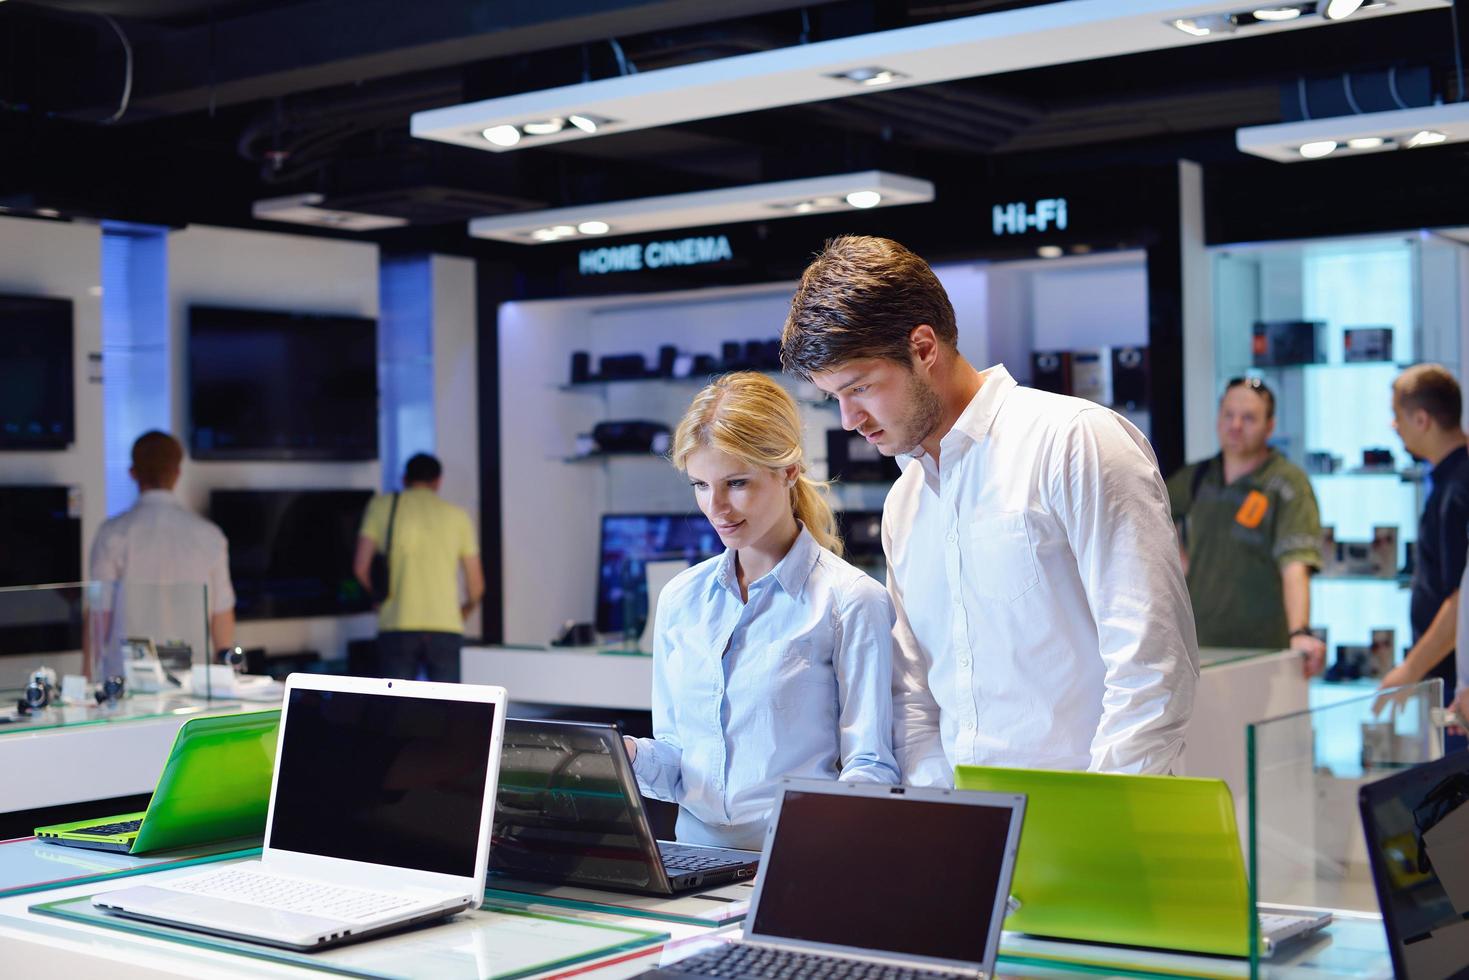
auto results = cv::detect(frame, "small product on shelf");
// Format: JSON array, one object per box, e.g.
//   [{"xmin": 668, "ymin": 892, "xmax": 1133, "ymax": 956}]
[
  {"xmin": 1304, "ymin": 451, "xmax": 1343, "ymax": 474},
  {"xmin": 1251, "ymin": 319, "xmax": 1325, "ymax": 366},
  {"xmin": 1343, "ymin": 326, "xmax": 1394, "ymax": 363}
]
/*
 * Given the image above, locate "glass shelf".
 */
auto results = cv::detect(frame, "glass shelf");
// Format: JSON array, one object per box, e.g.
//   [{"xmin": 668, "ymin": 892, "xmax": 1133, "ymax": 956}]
[{"xmin": 560, "ymin": 451, "xmax": 668, "ymax": 463}]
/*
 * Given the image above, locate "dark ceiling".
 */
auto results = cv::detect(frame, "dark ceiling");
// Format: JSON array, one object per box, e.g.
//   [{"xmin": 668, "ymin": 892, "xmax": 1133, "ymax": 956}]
[{"xmin": 2, "ymin": 0, "xmax": 1468, "ymax": 258}]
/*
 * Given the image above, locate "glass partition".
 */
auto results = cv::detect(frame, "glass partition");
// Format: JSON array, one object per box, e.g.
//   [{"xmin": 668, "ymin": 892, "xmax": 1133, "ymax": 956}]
[
  {"xmin": 0, "ymin": 580, "xmax": 230, "ymax": 711},
  {"xmin": 1246, "ymin": 679, "xmax": 1444, "ymax": 975}
]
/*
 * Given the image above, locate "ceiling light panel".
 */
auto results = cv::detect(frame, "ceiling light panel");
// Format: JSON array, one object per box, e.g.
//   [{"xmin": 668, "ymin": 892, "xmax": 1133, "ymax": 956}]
[
  {"xmin": 252, "ymin": 193, "xmax": 407, "ymax": 231},
  {"xmin": 412, "ymin": 0, "xmax": 1444, "ymax": 153},
  {"xmin": 467, "ymin": 171, "xmax": 933, "ymax": 245},
  {"xmin": 1236, "ymin": 101, "xmax": 1469, "ymax": 161}
]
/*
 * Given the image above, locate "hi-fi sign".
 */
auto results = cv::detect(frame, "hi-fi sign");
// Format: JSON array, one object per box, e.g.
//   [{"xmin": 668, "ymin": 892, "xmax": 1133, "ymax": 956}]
[{"xmin": 992, "ymin": 198, "xmax": 1068, "ymax": 236}]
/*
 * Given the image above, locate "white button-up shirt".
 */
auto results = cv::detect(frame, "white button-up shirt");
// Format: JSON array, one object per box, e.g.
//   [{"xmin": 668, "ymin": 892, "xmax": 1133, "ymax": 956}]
[
  {"xmin": 884, "ymin": 365, "xmax": 1198, "ymax": 785},
  {"xmin": 90, "ymin": 489, "xmax": 236, "ymax": 613},
  {"xmin": 632, "ymin": 526, "xmax": 899, "ymax": 850}
]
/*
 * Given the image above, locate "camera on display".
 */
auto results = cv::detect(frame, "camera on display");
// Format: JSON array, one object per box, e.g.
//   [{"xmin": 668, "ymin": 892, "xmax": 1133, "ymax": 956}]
[{"xmin": 23, "ymin": 666, "xmax": 58, "ymax": 711}]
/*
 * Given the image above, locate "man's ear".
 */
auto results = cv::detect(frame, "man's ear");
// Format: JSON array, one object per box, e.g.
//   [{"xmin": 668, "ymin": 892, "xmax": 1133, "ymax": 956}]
[{"xmin": 909, "ymin": 324, "xmax": 940, "ymax": 372}]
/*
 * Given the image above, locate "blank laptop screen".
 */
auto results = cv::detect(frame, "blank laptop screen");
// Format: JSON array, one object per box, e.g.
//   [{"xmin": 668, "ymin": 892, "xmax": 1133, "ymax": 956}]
[
  {"xmin": 270, "ymin": 688, "xmax": 496, "ymax": 878},
  {"xmin": 750, "ymin": 789, "xmax": 1013, "ymax": 963}
]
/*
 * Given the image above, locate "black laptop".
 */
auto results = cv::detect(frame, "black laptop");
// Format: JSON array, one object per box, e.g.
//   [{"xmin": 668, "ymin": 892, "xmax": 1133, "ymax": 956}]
[
  {"xmin": 1358, "ymin": 750, "xmax": 1469, "ymax": 980},
  {"xmin": 490, "ymin": 718, "xmax": 759, "ymax": 895}
]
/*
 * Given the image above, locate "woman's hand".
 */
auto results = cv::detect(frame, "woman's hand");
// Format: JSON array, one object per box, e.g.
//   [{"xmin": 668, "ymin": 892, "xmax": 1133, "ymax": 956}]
[{"xmin": 623, "ymin": 734, "xmax": 638, "ymax": 762}]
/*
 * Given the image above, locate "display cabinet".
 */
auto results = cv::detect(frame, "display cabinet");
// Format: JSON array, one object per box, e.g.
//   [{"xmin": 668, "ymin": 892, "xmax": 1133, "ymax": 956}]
[{"xmin": 1211, "ymin": 233, "xmax": 1466, "ymax": 669}]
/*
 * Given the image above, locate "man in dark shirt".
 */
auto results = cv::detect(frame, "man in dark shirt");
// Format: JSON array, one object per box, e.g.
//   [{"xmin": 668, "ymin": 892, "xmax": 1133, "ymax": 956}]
[
  {"xmin": 1378, "ymin": 365, "xmax": 1469, "ymax": 707},
  {"xmin": 1167, "ymin": 378, "xmax": 1325, "ymax": 674}
]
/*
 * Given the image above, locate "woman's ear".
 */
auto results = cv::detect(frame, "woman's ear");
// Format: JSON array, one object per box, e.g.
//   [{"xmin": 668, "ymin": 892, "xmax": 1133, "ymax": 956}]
[{"xmin": 784, "ymin": 463, "xmax": 800, "ymax": 488}]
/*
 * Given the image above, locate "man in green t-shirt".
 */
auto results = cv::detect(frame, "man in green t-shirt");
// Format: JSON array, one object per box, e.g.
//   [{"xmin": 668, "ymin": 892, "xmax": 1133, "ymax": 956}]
[
  {"xmin": 352, "ymin": 453, "xmax": 484, "ymax": 682},
  {"xmin": 1166, "ymin": 378, "xmax": 1325, "ymax": 675}
]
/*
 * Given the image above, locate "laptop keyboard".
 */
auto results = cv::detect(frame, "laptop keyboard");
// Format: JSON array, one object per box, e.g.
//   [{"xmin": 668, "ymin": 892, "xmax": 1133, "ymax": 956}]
[
  {"xmin": 659, "ymin": 844, "xmax": 746, "ymax": 872},
  {"xmin": 73, "ymin": 819, "xmax": 143, "ymax": 836},
  {"xmin": 168, "ymin": 869, "xmax": 418, "ymax": 922},
  {"xmin": 672, "ymin": 944, "xmax": 959, "ymax": 980}
]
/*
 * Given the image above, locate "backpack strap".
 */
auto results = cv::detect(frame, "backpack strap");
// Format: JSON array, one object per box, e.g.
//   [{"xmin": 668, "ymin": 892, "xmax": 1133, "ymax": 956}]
[{"xmin": 1190, "ymin": 453, "xmax": 1221, "ymax": 504}]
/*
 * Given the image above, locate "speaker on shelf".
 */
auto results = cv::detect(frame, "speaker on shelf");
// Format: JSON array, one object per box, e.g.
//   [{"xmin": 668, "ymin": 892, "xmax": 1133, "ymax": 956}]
[
  {"xmin": 599, "ymin": 353, "xmax": 649, "ymax": 379},
  {"xmin": 657, "ymin": 345, "xmax": 678, "ymax": 378},
  {"xmin": 1110, "ymin": 346, "xmax": 1149, "ymax": 409},
  {"xmin": 1031, "ymin": 351, "xmax": 1072, "ymax": 395},
  {"xmin": 570, "ymin": 351, "xmax": 591, "ymax": 384}
]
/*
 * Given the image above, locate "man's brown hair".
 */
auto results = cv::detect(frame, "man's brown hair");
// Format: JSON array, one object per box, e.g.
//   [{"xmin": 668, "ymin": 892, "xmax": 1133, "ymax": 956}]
[
  {"xmin": 1394, "ymin": 364, "xmax": 1463, "ymax": 432},
  {"xmin": 780, "ymin": 236, "xmax": 957, "ymax": 380},
  {"xmin": 131, "ymin": 430, "xmax": 184, "ymax": 487}
]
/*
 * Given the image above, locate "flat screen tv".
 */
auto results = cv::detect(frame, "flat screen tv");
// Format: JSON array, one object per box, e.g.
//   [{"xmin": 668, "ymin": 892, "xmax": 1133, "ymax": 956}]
[
  {"xmin": 0, "ymin": 294, "xmax": 74, "ymax": 450},
  {"xmin": 209, "ymin": 489, "xmax": 374, "ymax": 621},
  {"xmin": 0, "ymin": 485, "xmax": 83, "ymax": 654},
  {"xmin": 188, "ymin": 305, "xmax": 378, "ymax": 461},
  {"xmin": 596, "ymin": 512, "xmax": 721, "ymax": 637}
]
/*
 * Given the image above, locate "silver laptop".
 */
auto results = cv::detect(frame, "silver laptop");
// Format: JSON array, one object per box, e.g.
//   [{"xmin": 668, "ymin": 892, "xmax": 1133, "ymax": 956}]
[
  {"xmin": 638, "ymin": 778, "xmax": 1025, "ymax": 980},
  {"xmin": 92, "ymin": 673, "xmax": 508, "ymax": 951}
]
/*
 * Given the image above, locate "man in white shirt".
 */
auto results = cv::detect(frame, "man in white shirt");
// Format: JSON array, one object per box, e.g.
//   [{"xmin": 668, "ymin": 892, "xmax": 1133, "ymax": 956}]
[
  {"xmin": 781, "ymin": 236, "xmax": 1198, "ymax": 784},
  {"xmin": 89, "ymin": 431, "xmax": 236, "ymax": 671}
]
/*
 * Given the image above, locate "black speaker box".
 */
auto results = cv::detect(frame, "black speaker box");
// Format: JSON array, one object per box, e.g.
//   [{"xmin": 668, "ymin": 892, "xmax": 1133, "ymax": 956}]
[
  {"xmin": 1110, "ymin": 346, "xmax": 1149, "ymax": 409},
  {"xmin": 1031, "ymin": 351, "xmax": 1073, "ymax": 395}
]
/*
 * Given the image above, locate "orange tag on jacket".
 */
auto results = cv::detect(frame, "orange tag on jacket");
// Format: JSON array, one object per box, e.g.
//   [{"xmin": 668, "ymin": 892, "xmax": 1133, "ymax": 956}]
[{"xmin": 1235, "ymin": 490, "xmax": 1269, "ymax": 529}]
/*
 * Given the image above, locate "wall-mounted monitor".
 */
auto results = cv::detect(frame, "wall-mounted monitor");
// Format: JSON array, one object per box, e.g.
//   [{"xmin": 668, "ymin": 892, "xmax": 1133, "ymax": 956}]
[
  {"xmin": 0, "ymin": 485, "xmax": 83, "ymax": 655},
  {"xmin": 596, "ymin": 513, "xmax": 721, "ymax": 636},
  {"xmin": 188, "ymin": 305, "xmax": 378, "ymax": 461},
  {"xmin": 0, "ymin": 294, "xmax": 74, "ymax": 450},
  {"xmin": 209, "ymin": 489, "xmax": 374, "ymax": 621}
]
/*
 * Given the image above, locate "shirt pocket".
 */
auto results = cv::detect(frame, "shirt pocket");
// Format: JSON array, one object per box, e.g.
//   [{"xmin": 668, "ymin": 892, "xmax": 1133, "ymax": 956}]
[
  {"xmin": 967, "ymin": 511, "xmax": 1039, "ymax": 602},
  {"xmin": 775, "ymin": 641, "xmax": 822, "ymax": 685}
]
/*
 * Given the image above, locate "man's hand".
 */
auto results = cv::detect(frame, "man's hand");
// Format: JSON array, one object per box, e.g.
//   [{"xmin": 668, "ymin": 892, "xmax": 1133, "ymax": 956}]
[
  {"xmin": 622, "ymin": 735, "xmax": 638, "ymax": 762},
  {"xmin": 1290, "ymin": 631, "xmax": 1326, "ymax": 679},
  {"xmin": 1374, "ymin": 661, "xmax": 1421, "ymax": 714}
]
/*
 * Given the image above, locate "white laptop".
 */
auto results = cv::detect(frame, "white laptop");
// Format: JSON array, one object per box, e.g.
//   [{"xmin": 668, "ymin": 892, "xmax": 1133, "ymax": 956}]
[
  {"xmin": 92, "ymin": 673, "xmax": 508, "ymax": 951},
  {"xmin": 637, "ymin": 778, "xmax": 1026, "ymax": 980}
]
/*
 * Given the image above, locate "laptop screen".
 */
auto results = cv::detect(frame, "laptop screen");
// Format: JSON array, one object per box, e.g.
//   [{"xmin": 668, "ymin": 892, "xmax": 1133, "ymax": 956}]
[
  {"xmin": 490, "ymin": 720, "xmax": 660, "ymax": 889},
  {"xmin": 269, "ymin": 688, "xmax": 496, "ymax": 878},
  {"xmin": 1360, "ymin": 753, "xmax": 1469, "ymax": 980},
  {"xmin": 749, "ymin": 788, "xmax": 1014, "ymax": 964}
]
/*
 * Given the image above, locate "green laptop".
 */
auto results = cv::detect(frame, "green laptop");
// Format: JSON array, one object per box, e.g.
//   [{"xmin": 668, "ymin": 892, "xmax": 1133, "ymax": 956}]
[
  {"xmin": 36, "ymin": 709, "xmax": 279, "ymax": 855},
  {"xmin": 953, "ymin": 766, "xmax": 1330, "ymax": 958}
]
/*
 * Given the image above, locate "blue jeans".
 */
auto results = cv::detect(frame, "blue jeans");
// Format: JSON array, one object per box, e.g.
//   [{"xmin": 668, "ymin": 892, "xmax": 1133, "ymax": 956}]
[{"xmin": 376, "ymin": 630, "xmax": 463, "ymax": 683}]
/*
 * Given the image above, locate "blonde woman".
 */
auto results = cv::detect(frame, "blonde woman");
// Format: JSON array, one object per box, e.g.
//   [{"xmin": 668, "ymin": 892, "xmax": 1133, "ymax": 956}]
[{"xmin": 624, "ymin": 372, "xmax": 899, "ymax": 850}]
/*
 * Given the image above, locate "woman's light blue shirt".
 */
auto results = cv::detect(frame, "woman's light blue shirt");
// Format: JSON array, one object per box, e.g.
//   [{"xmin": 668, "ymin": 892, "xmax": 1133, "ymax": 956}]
[{"xmin": 630, "ymin": 525, "xmax": 899, "ymax": 850}]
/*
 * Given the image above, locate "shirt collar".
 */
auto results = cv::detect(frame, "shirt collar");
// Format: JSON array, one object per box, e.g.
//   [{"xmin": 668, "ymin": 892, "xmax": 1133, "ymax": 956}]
[
  {"xmin": 947, "ymin": 363, "xmax": 1016, "ymax": 447},
  {"xmin": 1432, "ymin": 445, "xmax": 1468, "ymax": 480},
  {"xmin": 137, "ymin": 489, "xmax": 180, "ymax": 505},
  {"xmin": 711, "ymin": 523, "xmax": 821, "ymax": 600}
]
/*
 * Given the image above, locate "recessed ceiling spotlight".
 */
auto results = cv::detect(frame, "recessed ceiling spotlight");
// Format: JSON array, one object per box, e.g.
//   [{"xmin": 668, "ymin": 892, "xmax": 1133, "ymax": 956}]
[
  {"xmin": 846, "ymin": 190, "xmax": 882, "ymax": 209},
  {"xmin": 1346, "ymin": 135, "xmax": 1389, "ymax": 149},
  {"xmin": 1298, "ymin": 139, "xmax": 1339, "ymax": 158},
  {"xmin": 522, "ymin": 118, "xmax": 566, "ymax": 136},
  {"xmin": 1036, "ymin": 245, "xmax": 1065, "ymax": 259},
  {"xmin": 577, "ymin": 220, "xmax": 610, "ymax": 235},
  {"xmin": 1169, "ymin": 15, "xmax": 1236, "ymax": 36},
  {"xmin": 567, "ymin": 114, "xmax": 614, "ymax": 134},
  {"xmin": 482, "ymin": 125, "xmax": 521, "ymax": 147},
  {"xmin": 1319, "ymin": 0, "xmax": 1366, "ymax": 19},
  {"xmin": 1406, "ymin": 129, "xmax": 1447, "ymax": 147},
  {"xmin": 1251, "ymin": 6, "xmax": 1303, "ymax": 20},
  {"xmin": 830, "ymin": 66, "xmax": 908, "ymax": 87}
]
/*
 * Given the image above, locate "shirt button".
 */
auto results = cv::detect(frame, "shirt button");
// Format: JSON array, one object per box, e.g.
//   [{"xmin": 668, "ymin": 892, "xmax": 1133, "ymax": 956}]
[
  {"xmin": 946, "ymin": 531, "xmax": 959, "ymax": 544},
  {"xmin": 952, "ymin": 597, "xmax": 962, "ymax": 608},
  {"xmin": 964, "ymin": 721, "xmax": 975, "ymax": 730},
  {"xmin": 960, "ymin": 658, "xmax": 970, "ymax": 668}
]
